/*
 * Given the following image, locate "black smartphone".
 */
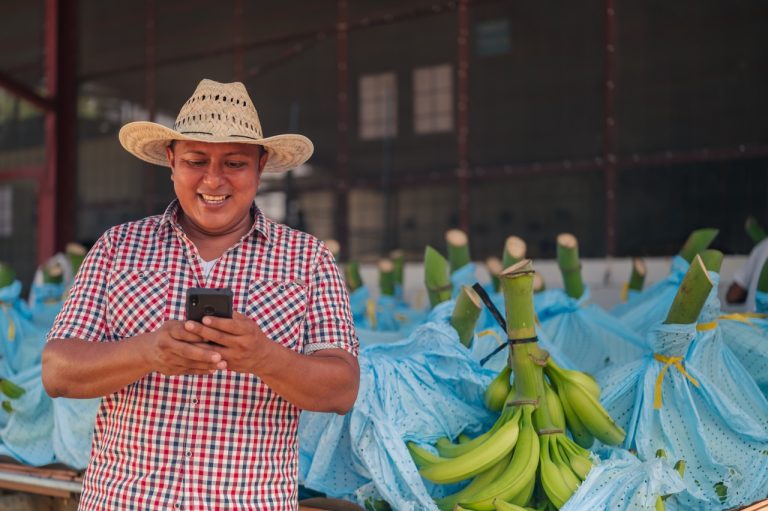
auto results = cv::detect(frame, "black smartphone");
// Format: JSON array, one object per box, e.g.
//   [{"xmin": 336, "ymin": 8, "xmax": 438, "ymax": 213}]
[{"xmin": 185, "ymin": 287, "xmax": 233, "ymax": 322}]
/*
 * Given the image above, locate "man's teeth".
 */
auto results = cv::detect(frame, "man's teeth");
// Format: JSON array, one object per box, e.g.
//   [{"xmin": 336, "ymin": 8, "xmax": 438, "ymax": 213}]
[{"xmin": 201, "ymin": 194, "xmax": 227, "ymax": 203}]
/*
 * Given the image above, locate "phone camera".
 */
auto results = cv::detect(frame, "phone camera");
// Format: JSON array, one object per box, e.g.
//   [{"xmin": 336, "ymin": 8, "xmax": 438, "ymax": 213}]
[
  {"xmin": 191, "ymin": 297, "xmax": 199, "ymax": 307},
  {"xmin": 203, "ymin": 305, "xmax": 215, "ymax": 316}
]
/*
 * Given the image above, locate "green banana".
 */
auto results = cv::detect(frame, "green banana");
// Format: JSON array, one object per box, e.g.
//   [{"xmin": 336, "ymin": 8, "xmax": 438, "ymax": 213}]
[
  {"xmin": 459, "ymin": 406, "xmax": 540, "ymax": 510},
  {"xmin": 545, "ymin": 358, "xmax": 601, "ymax": 400},
  {"xmin": 0, "ymin": 379, "xmax": 25, "ymax": 399},
  {"xmin": 437, "ymin": 405, "xmax": 516, "ymax": 458},
  {"xmin": 557, "ymin": 387, "xmax": 594, "ymax": 448},
  {"xmin": 485, "ymin": 366, "xmax": 512, "ymax": 412},
  {"xmin": 407, "ymin": 441, "xmax": 445, "ymax": 468},
  {"xmin": 557, "ymin": 436, "xmax": 593, "ymax": 481},
  {"xmin": 458, "ymin": 433, "xmax": 473, "ymax": 444},
  {"xmin": 492, "ymin": 500, "xmax": 537, "ymax": 511},
  {"xmin": 434, "ymin": 452, "xmax": 513, "ymax": 511},
  {"xmin": 560, "ymin": 379, "xmax": 625, "ymax": 446},
  {"xmin": 420, "ymin": 408, "xmax": 522, "ymax": 484},
  {"xmin": 544, "ymin": 380, "xmax": 565, "ymax": 430},
  {"xmin": 548, "ymin": 436, "xmax": 581, "ymax": 492},
  {"xmin": 539, "ymin": 435, "xmax": 574, "ymax": 509}
]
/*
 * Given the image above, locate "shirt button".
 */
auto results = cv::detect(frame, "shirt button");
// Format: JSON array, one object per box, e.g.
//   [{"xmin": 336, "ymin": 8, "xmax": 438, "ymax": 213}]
[
  {"xmin": 185, "ymin": 450, "xmax": 192, "ymax": 457},
  {"xmin": 174, "ymin": 503, "xmax": 181, "ymax": 510},
  {"xmin": 191, "ymin": 398, "xmax": 198, "ymax": 405}
]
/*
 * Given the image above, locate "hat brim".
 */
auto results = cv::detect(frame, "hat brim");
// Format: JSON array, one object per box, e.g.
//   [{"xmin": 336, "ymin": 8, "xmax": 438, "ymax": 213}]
[{"xmin": 119, "ymin": 121, "xmax": 314, "ymax": 173}]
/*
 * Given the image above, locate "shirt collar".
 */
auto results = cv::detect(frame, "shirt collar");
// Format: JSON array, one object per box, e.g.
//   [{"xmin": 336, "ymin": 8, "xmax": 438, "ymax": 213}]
[{"xmin": 156, "ymin": 199, "xmax": 271, "ymax": 241}]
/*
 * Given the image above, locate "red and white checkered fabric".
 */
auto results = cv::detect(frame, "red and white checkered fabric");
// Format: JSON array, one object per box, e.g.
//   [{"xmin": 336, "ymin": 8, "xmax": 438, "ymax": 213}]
[{"xmin": 48, "ymin": 200, "xmax": 358, "ymax": 510}]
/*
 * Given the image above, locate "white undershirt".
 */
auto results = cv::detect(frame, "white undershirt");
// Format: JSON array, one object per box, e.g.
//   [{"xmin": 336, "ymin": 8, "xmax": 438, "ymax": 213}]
[{"xmin": 199, "ymin": 256, "xmax": 220, "ymax": 278}]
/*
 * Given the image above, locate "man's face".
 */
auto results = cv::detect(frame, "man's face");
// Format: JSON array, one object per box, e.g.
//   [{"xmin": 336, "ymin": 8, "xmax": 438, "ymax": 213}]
[{"xmin": 166, "ymin": 140, "xmax": 268, "ymax": 236}]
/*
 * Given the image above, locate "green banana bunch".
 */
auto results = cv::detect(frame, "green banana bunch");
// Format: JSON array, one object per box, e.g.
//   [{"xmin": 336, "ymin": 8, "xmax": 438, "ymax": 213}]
[
  {"xmin": 545, "ymin": 360, "xmax": 625, "ymax": 446},
  {"xmin": 0, "ymin": 379, "xmax": 25, "ymax": 399},
  {"xmin": 545, "ymin": 358, "xmax": 600, "ymax": 399},
  {"xmin": 419, "ymin": 408, "xmax": 522, "ymax": 484},
  {"xmin": 539, "ymin": 435, "xmax": 576, "ymax": 509},
  {"xmin": 458, "ymin": 405, "xmax": 539, "ymax": 511},
  {"xmin": 434, "ymin": 451, "xmax": 513, "ymax": 511},
  {"xmin": 485, "ymin": 366, "xmax": 512, "ymax": 412}
]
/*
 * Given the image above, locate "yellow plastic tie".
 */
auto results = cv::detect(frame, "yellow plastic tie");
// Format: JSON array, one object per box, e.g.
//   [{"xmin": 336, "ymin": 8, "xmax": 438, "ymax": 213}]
[
  {"xmin": 653, "ymin": 353, "xmax": 700, "ymax": 409},
  {"xmin": 718, "ymin": 312, "xmax": 767, "ymax": 330},
  {"xmin": 620, "ymin": 282, "xmax": 630, "ymax": 303},
  {"xmin": 1, "ymin": 305, "xmax": 14, "ymax": 341},
  {"xmin": 477, "ymin": 329, "xmax": 504, "ymax": 346},
  {"xmin": 366, "ymin": 299, "xmax": 377, "ymax": 330},
  {"xmin": 695, "ymin": 321, "xmax": 718, "ymax": 331}
]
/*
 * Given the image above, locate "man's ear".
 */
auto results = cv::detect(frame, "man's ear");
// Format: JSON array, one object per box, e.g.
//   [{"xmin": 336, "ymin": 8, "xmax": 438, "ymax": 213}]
[{"xmin": 166, "ymin": 145, "xmax": 176, "ymax": 181}]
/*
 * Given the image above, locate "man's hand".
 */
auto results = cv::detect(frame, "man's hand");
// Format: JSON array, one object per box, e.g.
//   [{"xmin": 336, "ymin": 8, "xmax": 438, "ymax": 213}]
[
  {"xmin": 147, "ymin": 320, "xmax": 228, "ymax": 376},
  {"xmin": 183, "ymin": 312, "xmax": 266, "ymax": 374}
]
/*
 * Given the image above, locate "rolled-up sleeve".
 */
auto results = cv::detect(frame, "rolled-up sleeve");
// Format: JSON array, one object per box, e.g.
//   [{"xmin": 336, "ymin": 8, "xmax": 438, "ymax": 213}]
[
  {"xmin": 303, "ymin": 244, "xmax": 359, "ymax": 356},
  {"xmin": 47, "ymin": 232, "xmax": 112, "ymax": 343}
]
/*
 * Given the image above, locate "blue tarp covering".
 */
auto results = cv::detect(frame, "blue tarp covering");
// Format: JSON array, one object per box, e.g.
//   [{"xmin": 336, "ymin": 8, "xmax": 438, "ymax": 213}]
[
  {"xmin": 612, "ymin": 256, "xmax": 689, "ymax": 336},
  {"xmin": 299, "ymin": 320, "xmax": 496, "ymax": 510},
  {"xmin": 598, "ymin": 274, "xmax": 768, "ymax": 509},
  {"xmin": 535, "ymin": 287, "xmax": 646, "ymax": 374}
]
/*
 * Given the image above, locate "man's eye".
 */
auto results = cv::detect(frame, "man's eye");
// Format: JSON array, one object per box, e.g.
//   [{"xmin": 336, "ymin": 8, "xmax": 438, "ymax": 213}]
[
  {"xmin": 185, "ymin": 160, "xmax": 207, "ymax": 167},
  {"xmin": 226, "ymin": 161, "xmax": 247, "ymax": 169}
]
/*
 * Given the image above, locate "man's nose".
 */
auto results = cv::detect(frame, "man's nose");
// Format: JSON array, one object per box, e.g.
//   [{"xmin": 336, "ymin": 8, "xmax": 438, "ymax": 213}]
[{"xmin": 202, "ymin": 162, "xmax": 225, "ymax": 184}]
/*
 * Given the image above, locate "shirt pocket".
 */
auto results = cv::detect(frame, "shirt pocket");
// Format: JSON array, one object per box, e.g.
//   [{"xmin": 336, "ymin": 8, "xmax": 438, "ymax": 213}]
[
  {"xmin": 246, "ymin": 279, "xmax": 307, "ymax": 352},
  {"xmin": 107, "ymin": 270, "xmax": 169, "ymax": 339}
]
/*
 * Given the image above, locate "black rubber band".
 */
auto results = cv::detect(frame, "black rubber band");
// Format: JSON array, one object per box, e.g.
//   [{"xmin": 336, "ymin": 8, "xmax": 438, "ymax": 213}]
[
  {"xmin": 471, "ymin": 283, "xmax": 507, "ymax": 331},
  {"xmin": 509, "ymin": 336, "xmax": 538, "ymax": 345}
]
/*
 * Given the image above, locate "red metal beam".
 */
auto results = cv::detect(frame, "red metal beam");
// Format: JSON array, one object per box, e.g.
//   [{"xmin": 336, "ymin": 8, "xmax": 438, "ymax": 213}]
[
  {"xmin": 335, "ymin": 0, "xmax": 350, "ymax": 260},
  {"xmin": 39, "ymin": 0, "xmax": 78, "ymax": 264},
  {"xmin": 456, "ymin": 0, "xmax": 471, "ymax": 235},
  {"xmin": 603, "ymin": 0, "xmax": 618, "ymax": 256},
  {"xmin": 0, "ymin": 70, "xmax": 53, "ymax": 111},
  {"xmin": 0, "ymin": 166, "xmax": 45, "ymax": 181}
]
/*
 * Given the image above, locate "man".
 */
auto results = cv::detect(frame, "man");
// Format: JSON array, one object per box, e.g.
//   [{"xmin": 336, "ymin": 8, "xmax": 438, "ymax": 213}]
[
  {"xmin": 726, "ymin": 237, "xmax": 768, "ymax": 311},
  {"xmin": 41, "ymin": 79, "xmax": 360, "ymax": 510}
]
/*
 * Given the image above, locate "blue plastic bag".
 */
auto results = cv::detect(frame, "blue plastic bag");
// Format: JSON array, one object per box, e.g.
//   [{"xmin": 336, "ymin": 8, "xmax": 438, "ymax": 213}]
[
  {"xmin": 598, "ymin": 274, "xmax": 768, "ymax": 510},
  {"xmin": 299, "ymin": 321, "xmax": 496, "ymax": 511},
  {"xmin": 561, "ymin": 448, "xmax": 685, "ymax": 511},
  {"xmin": 612, "ymin": 256, "xmax": 689, "ymax": 336},
  {"xmin": 0, "ymin": 280, "xmax": 48, "ymax": 377},
  {"xmin": 535, "ymin": 287, "xmax": 646, "ymax": 374}
]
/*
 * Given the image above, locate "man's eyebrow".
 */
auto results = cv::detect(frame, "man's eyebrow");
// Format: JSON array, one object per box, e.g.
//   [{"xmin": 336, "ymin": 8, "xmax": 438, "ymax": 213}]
[{"xmin": 179, "ymin": 150, "xmax": 253, "ymax": 157}]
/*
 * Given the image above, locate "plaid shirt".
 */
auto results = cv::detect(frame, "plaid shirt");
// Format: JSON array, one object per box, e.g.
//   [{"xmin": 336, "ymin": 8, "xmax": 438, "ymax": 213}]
[{"xmin": 48, "ymin": 200, "xmax": 358, "ymax": 510}]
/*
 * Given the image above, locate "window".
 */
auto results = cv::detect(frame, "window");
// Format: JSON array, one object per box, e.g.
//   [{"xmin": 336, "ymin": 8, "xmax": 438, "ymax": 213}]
[
  {"xmin": 413, "ymin": 64, "xmax": 453, "ymax": 134},
  {"xmin": 359, "ymin": 72, "xmax": 397, "ymax": 140},
  {"xmin": 0, "ymin": 186, "xmax": 11, "ymax": 237},
  {"xmin": 476, "ymin": 19, "xmax": 511, "ymax": 57}
]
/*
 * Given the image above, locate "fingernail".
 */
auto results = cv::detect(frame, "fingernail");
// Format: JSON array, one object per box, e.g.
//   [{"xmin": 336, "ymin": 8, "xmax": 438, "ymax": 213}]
[
  {"xmin": 211, "ymin": 353, "xmax": 220, "ymax": 363},
  {"xmin": 185, "ymin": 321, "xmax": 195, "ymax": 330},
  {"xmin": 217, "ymin": 361, "xmax": 227, "ymax": 370},
  {"xmin": 203, "ymin": 316, "xmax": 212, "ymax": 325}
]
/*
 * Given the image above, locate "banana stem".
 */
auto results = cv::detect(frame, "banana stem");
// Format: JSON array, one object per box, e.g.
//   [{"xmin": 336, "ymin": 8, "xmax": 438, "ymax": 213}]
[
  {"xmin": 502, "ymin": 236, "xmax": 526, "ymax": 269},
  {"xmin": 446, "ymin": 229, "xmax": 471, "ymax": 273},
  {"xmin": 389, "ymin": 249, "xmax": 404, "ymax": 286},
  {"xmin": 486, "ymin": 256, "xmax": 502, "ymax": 293},
  {"xmin": 345, "ymin": 261, "xmax": 363, "ymax": 291},
  {"xmin": 745, "ymin": 215, "xmax": 767, "ymax": 245},
  {"xmin": 500, "ymin": 260, "xmax": 557, "ymax": 430},
  {"xmin": 451, "ymin": 285, "xmax": 483, "ymax": 347},
  {"xmin": 664, "ymin": 254, "xmax": 713, "ymax": 325},
  {"xmin": 0, "ymin": 262, "xmax": 16, "ymax": 289},
  {"xmin": 758, "ymin": 257, "xmax": 768, "ymax": 293},
  {"xmin": 378, "ymin": 259, "xmax": 396, "ymax": 296},
  {"xmin": 628, "ymin": 257, "xmax": 646, "ymax": 292},
  {"xmin": 678, "ymin": 228, "xmax": 719, "ymax": 263},
  {"xmin": 557, "ymin": 233, "xmax": 585, "ymax": 299},
  {"xmin": 424, "ymin": 246, "xmax": 453, "ymax": 308},
  {"xmin": 699, "ymin": 249, "xmax": 723, "ymax": 273}
]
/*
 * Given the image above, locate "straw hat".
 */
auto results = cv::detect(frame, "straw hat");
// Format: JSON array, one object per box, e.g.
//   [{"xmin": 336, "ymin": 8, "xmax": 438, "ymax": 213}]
[{"xmin": 119, "ymin": 79, "xmax": 313, "ymax": 173}]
